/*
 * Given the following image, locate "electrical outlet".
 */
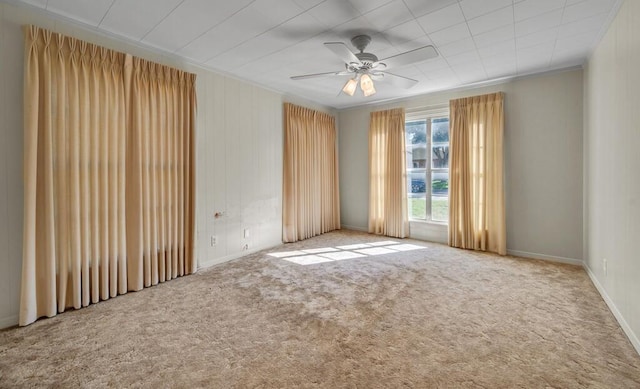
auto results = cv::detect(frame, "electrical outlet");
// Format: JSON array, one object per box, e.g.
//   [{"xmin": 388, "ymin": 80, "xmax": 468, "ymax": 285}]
[
  {"xmin": 242, "ymin": 243, "xmax": 249, "ymax": 251},
  {"xmin": 244, "ymin": 228, "xmax": 250, "ymax": 238},
  {"xmin": 603, "ymin": 258, "xmax": 607, "ymax": 276},
  {"xmin": 210, "ymin": 235, "xmax": 217, "ymax": 247}
]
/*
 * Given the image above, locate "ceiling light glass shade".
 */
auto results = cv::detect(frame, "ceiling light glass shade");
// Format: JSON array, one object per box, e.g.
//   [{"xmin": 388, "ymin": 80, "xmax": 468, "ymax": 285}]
[
  {"xmin": 363, "ymin": 84, "xmax": 376, "ymax": 97},
  {"xmin": 360, "ymin": 74, "xmax": 376, "ymax": 97},
  {"xmin": 342, "ymin": 78, "xmax": 358, "ymax": 96}
]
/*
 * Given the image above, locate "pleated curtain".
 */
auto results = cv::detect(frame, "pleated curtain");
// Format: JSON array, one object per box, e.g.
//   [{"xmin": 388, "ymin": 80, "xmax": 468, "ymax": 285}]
[
  {"xmin": 124, "ymin": 56, "xmax": 196, "ymax": 290},
  {"xmin": 448, "ymin": 92, "xmax": 506, "ymax": 255},
  {"xmin": 282, "ymin": 103, "xmax": 340, "ymax": 243},
  {"xmin": 368, "ymin": 108, "xmax": 409, "ymax": 238},
  {"xmin": 20, "ymin": 26, "xmax": 196, "ymax": 326}
]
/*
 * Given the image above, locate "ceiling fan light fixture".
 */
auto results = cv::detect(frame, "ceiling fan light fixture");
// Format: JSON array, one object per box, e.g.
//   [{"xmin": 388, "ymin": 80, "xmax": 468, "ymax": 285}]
[
  {"xmin": 342, "ymin": 78, "xmax": 358, "ymax": 96},
  {"xmin": 360, "ymin": 74, "xmax": 376, "ymax": 97},
  {"xmin": 363, "ymin": 83, "xmax": 376, "ymax": 97}
]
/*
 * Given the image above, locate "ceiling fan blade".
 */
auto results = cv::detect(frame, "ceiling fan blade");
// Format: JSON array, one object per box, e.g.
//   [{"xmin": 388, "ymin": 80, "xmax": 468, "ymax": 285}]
[
  {"xmin": 377, "ymin": 72, "xmax": 419, "ymax": 89},
  {"xmin": 375, "ymin": 45, "xmax": 438, "ymax": 70},
  {"xmin": 290, "ymin": 71, "xmax": 351, "ymax": 80},
  {"xmin": 324, "ymin": 42, "xmax": 362, "ymax": 65}
]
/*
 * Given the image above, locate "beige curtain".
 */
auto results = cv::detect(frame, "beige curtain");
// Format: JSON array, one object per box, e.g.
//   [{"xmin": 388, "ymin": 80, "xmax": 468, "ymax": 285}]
[
  {"xmin": 368, "ymin": 108, "xmax": 409, "ymax": 238},
  {"xmin": 282, "ymin": 103, "xmax": 340, "ymax": 243},
  {"xmin": 125, "ymin": 57, "xmax": 197, "ymax": 291},
  {"xmin": 20, "ymin": 26, "xmax": 196, "ymax": 326},
  {"xmin": 448, "ymin": 92, "xmax": 506, "ymax": 255}
]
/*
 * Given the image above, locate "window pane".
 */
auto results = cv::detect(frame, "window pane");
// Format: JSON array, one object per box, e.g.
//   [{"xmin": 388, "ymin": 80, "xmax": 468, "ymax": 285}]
[
  {"xmin": 432, "ymin": 118, "xmax": 449, "ymax": 142},
  {"xmin": 432, "ymin": 172, "xmax": 448, "ymax": 196},
  {"xmin": 406, "ymin": 120, "xmax": 427, "ymax": 144},
  {"xmin": 431, "ymin": 172, "xmax": 448, "ymax": 222},
  {"xmin": 408, "ymin": 170, "xmax": 426, "ymax": 195},
  {"xmin": 431, "ymin": 196, "xmax": 448, "ymax": 222},
  {"xmin": 409, "ymin": 196, "xmax": 427, "ymax": 220},
  {"xmin": 432, "ymin": 145, "xmax": 449, "ymax": 169},
  {"xmin": 406, "ymin": 120, "xmax": 427, "ymax": 169},
  {"xmin": 408, "ymin": 170, "xmax": 426, "ymax": 219}
]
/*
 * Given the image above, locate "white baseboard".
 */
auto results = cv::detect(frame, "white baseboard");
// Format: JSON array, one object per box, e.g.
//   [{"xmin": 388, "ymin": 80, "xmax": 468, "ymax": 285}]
[
  {"xmin": 198, "ymin": 241, "xmax": 281, "ymax": 270},
  {"xmin": 584, "ymin": 264, "xmax": 640, "ymax": 356},
  {"xmin": 0, "ymin": 315, "xmax": 18, "ymax": 329},
  {"xmin": 341, "ymin": 225, "xmax": 368, "ymax": 232},
  {"xmin": 507, "ymin": 249, "xmax": 583, "ymax": 266}
]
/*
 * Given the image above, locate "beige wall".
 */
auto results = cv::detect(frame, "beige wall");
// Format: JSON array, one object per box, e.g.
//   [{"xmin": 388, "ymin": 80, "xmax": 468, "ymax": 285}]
[
  {"xmin": 0, "ymin": 3, "xmax": 296, "ymax": 327},
  {"xmin": 584, "ymin": 0, "xmax": 640, "ymax": 352},
  {"xmin": 338, "ymin": 69, "xmax": 584, "ymax": 263}
]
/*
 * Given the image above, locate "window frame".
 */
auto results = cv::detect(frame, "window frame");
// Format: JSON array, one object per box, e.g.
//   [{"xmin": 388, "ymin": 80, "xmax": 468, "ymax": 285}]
[{"xmin": 405, "ymin": 106, "xmax": 450, "ymax": 224}]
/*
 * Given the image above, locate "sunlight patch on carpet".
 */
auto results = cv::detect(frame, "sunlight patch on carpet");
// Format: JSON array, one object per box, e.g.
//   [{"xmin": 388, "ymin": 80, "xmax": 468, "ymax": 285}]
[
  {"xmin": 269, "ymin": 240, "xmax": 427, "ymax": 265},
  {"xmin": 301, "ymin": 247, "xmax": 340, "ymax": 254},
  {"xmin": 283, "ymin": 255, "xmax": 335, "ymax": 265},
  {"xmin": 318, "ymin": 251, "xmax": 367, "ymax": 261},
  {"xmin": 354, "ymin": 247, "xmax": 397, "ymax": 256}
]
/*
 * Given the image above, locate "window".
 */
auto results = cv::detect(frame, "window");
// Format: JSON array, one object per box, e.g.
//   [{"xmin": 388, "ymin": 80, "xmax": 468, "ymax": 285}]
[{"xmin": 405, "ymin": 110, "xmax": 450, "ymax": 223}]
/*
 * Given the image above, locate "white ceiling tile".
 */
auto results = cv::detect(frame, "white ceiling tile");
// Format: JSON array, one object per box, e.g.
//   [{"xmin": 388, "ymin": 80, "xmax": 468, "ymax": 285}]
[
  {"xmin": 484, "ymin": 60, "xmax": 517, "ymax": 78},
  {"xmin": 331, "ymin": 15, "xmax": 376, "ymax": 41},
  {"xmin": 428, "ymin": 23, "xmax": 471, "ymax": 47},
  {"xmin": 14, "ymin": 0, "xmax": 619, "ymax": 108},
  {"xmin": 272, "ymin": 12, "xmax": 327, "ymax": 45},
  {"xmin": 517, "ymin": 42, "xmax": 554, "ymax": 71},
  {"xmin": 383, "ymin": 20, "xmax": 427, "ymax": 46},
  {"xmin": 446, "ymin": 50, "xmax": 481, "ymax": 66},
  {"xmin": 20, "ymin": 0, "xmax": 47, "ymax": 7},
  {"xmin": 453, "ymin": 64, "xmax": 487, "ymax": 83},
  {"xmin": 363, "ymin": 0, "xmax": 414, "ymax": 31},
  {"xmin": 253, "ymin": 0, "xmax": 304, "ymax": 26},
  {"xmin": 517, "ymin": 42, "xmax": 555, "ymax": 60},
  {"xmin": 437, "ymin": 37, "xmax": 476, "ymax": 57},
  {"xmin": 467, "ymin": 6, "xmax": 514, "ymax": 36},
  {"xmin": 477, "ymin": 39, "xmax": 515, "ymax": 59},
  {"xmin": 515, "ymin": 9, "xmax": 562, "ymax": 37},
  {"xmin": 292, "ymin": 0, "xmax": 325, "ymax": 11},
  {"xmin": 472, "ymin": 25, "xmax": 515, "ymax": 48},
  {"xmin": 391, "ymin": 35, "xmax": 435, "ymax": 54},
  {"xmin": 347, "ymin": 0, "xmax": 394, "ymax": 14},
  {"xmin": 100, "ymin": 0, "xmax": 183, "ymax": 40},
  {"xmin": 416, "ymin": 3, "xmax": 465, "ymax": 34},
  {"xmin": 365, "ymin": 33, "xmax": 394, "ymax": 53},
  {"xmin": 392, "ymin": 64, "xmax": 424, "ymax": 78},
  {"xmin": 143, "ymin": 0, "xmax": 254, "ymax": 52},
  {"xmin": 514, "ymin": 0, "xmax": 564, "ymax": 22},
  {"xmin": 206, "ymin": 49, "xmax": 254, "ymax": 72},
  {"xmin": 212, "ymin": 16, "xmax": 325, "ymax": 71},
  {"xmin": 307, "ymin": 0, "xmax": 360, "ymax": 29},
  {"xmin": 554, "ymin": 30, "xmax": 600, "ymax": 54},
  {"xmin": 550, "ymin": 48, "xmax": 585, "ymax": 67},
  {"xmin": 558, "ymin": 13, "xmax": 608, "ymax": 40},
  {"xmin": 403, "ymin": 0, "xmax": 458, "ymax": 18},
  {"xmin": 483, "ymin": 55, "xmax": 517, "ymax": 71},
  {"xmin": 177, "ymin": 8, "xmax": 273, "ymax": 62},
  {"xmin": 562, "ymin": 0, "xmax": 617, "ymax": 24},
  {"xmin": 415, "ymin": 57, "xmax": 450, "ymax": 72},
  {"xmin": 459, "ymin": 0, "xmax": 512, "ymax": 20},
  {"xmin": 421, "ymin": 66, "xmax": 458, "ymax": 82},
  {"xmin": 516, "ymin": 28, "xmax": 558, "ymax": 50},
  {"xmin": 46, "ymin": 0, "xmax": 114, "ymax": 26}
]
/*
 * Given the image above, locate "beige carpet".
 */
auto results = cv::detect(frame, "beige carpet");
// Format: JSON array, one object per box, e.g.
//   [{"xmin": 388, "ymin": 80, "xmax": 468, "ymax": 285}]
[{"xmin": 1, "ymin": 230, "xmax": 639, "ymax": 388}]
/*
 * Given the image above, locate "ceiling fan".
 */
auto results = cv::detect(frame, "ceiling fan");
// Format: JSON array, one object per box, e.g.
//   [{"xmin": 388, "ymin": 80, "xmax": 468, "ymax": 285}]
[{"xmin": 290, "ymin": 34, "xmax": 438, "ymax": 97}]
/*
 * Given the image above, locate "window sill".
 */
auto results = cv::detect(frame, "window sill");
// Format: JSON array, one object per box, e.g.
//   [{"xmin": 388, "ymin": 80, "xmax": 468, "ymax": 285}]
[
  {"xmin": 409, "ymin": 220, "xmax": 447, "ymax": 244},
  {"xmin": 409, "ymin": 219, "xmax": 448, "ymax": 227}
]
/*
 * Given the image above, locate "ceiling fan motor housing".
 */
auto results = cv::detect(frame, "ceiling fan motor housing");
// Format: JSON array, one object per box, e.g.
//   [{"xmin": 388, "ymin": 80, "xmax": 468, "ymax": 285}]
[
  {"xmin": 346, "ymin": 35, "xmax": 379, "ymax": 71},
  {"xmin": 351, "ymin": 34, "xmax": 371, "ymax": 52}
]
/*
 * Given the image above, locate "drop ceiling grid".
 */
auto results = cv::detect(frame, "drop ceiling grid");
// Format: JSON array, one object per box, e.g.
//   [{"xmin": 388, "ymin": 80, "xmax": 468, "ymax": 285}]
[{"xmin": 9, "ymin": 0, "xmax": 623, "ymax": 108}]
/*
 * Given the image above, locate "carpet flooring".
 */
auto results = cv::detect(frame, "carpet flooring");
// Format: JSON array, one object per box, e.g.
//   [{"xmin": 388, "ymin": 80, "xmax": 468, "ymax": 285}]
[{"xmin": 1, "ymin": 230, "xmax": 639, "ymax": 388}]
